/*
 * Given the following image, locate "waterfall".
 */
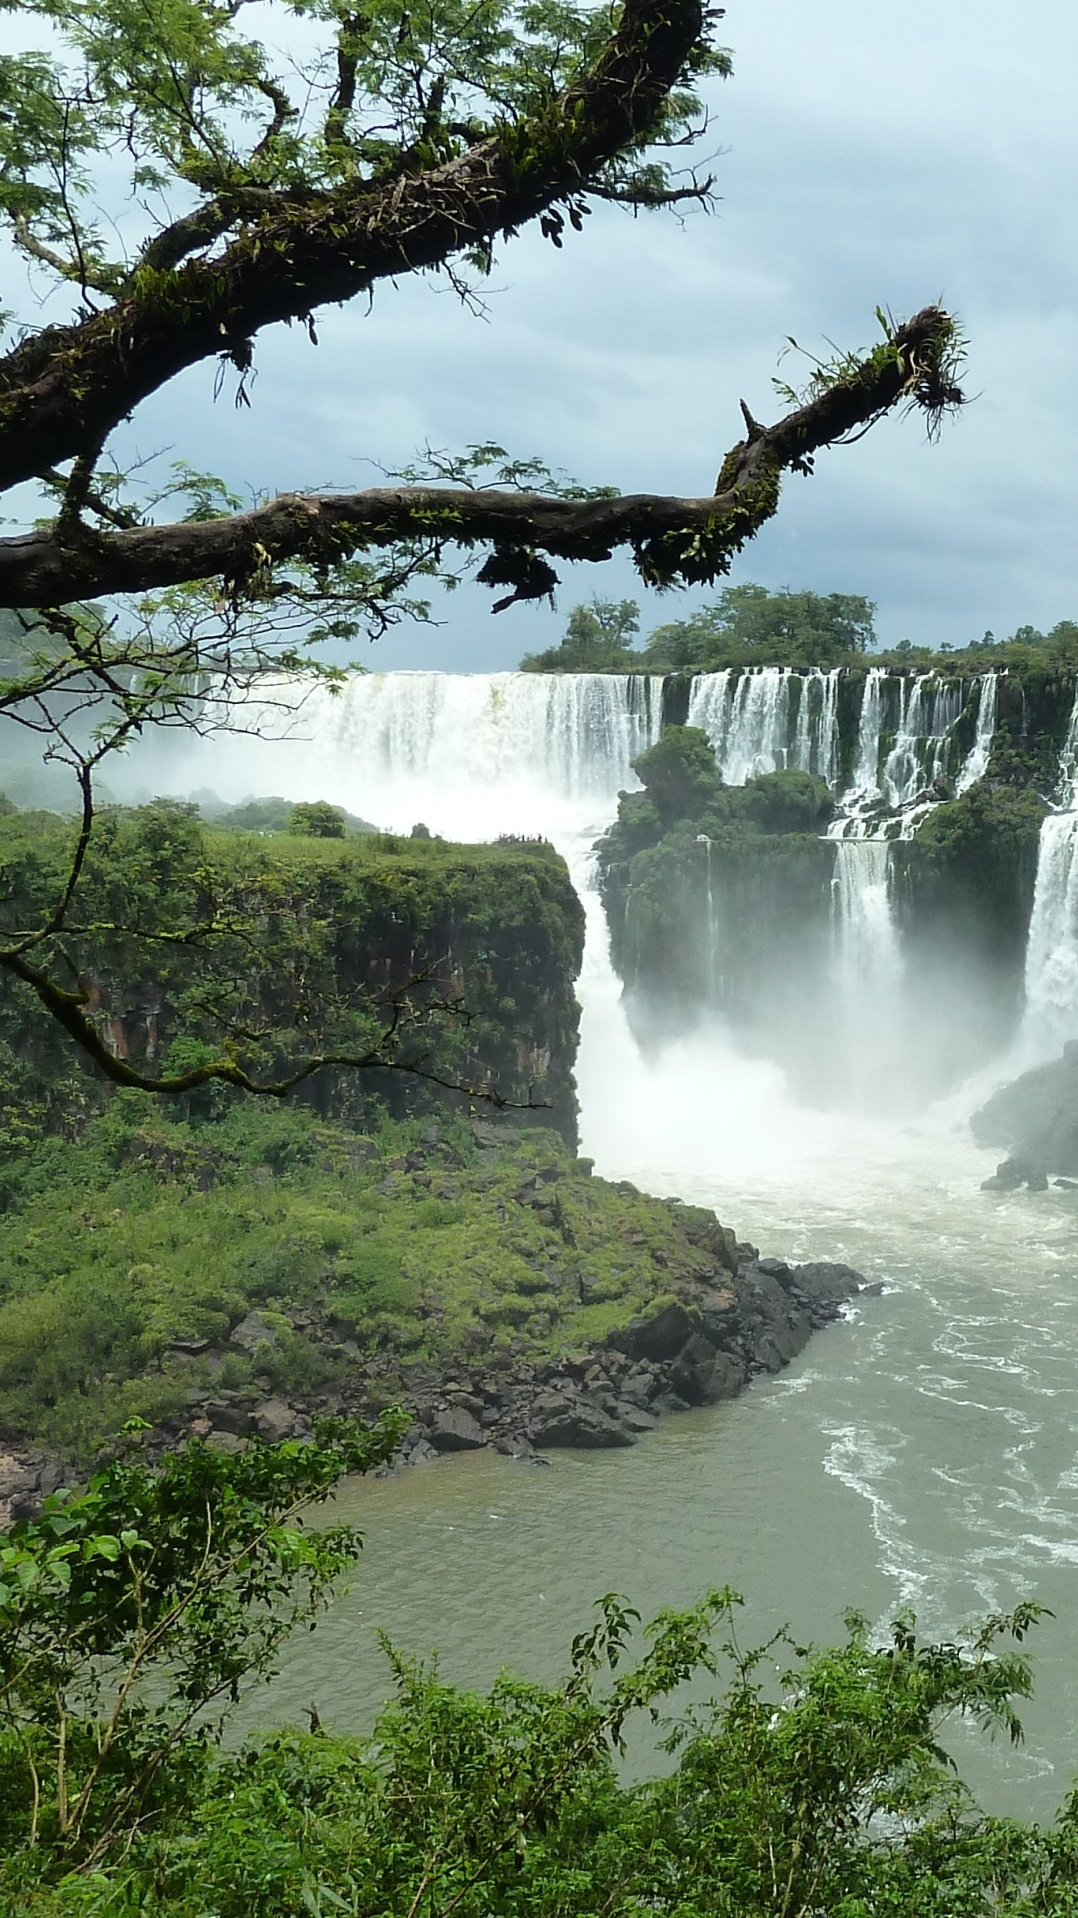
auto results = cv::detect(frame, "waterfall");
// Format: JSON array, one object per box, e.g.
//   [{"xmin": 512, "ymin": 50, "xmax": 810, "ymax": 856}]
[
  {"xmin": 881, "ymin": 676, "xmax": 962, "ymax": 808},
  {"xmin": 696, "ymin": 832, "xmax": 718, "ymax": 997},
  {"xmin": 200, "ymin": 671, "xmax": 665, "ymax": 840},
  {"xmin": 686, "ymin": 668, "xmax": 792, "ymax": 783},
  {"xmin": 686, "ymin": 666, "xmax": 840, "ymax": 785},
  {"xmin": 832, "ymin": 840, "xmax": 902, "ymax": 986},
  {"xmin": 844, "ymin": 666, "xmax": 886, "ymax": 813},
  {"xmin": 831, "ymin": 839, "xmax": 904, "ymax": 1091},
  {"xmin": 955, "ymin": 674, "xmax": 999, "ymax": 795},
  {"xmin": 1021, "ymin": 680, "xmax": 1078, "ymax": 1059},
  {"xmin": 1023, "ymin": 814, "xmax": 1078, "ymax": 1058},
  {"xmin": 790, "ymin": 669, "xmax": 842, "ymax": 785}
]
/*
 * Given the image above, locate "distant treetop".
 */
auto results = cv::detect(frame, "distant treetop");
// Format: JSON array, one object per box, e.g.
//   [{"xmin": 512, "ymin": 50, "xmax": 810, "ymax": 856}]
[{"xmin": 521, "ymin": 588, "xmax": 1078, "ymax": 675}]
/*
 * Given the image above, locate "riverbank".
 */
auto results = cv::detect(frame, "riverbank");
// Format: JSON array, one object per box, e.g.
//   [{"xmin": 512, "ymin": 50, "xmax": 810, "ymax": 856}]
[{"xmin": 0, "ymin": 1104, "xmax": 863, "ymax": 1521}]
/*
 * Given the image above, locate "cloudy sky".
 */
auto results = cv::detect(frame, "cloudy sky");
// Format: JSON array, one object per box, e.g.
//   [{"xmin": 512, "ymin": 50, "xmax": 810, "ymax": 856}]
[{"xmin": 108, "ymin": 0, "xmax": 1078, "ymax": 669}]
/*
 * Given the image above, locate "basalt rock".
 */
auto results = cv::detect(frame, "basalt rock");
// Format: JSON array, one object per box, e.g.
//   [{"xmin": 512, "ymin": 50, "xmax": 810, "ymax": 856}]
[
  {"xmin": 972, "ymin": 1044, "xmax": 1078, "ymax": 1179},
  {"xmin": 527, "ymin": 1392, "xmax": 636, "ymax": 1449},
  {"xmin": 429, "ymin": 1406, "xmax": 486, "ymax": 1451}
]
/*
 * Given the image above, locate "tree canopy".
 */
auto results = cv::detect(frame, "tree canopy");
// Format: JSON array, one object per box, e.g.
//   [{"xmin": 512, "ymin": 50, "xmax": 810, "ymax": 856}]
[
  {"xmin": 523, "ymin": 583, "xmax": 882, "ymax": 672},
  {"xmin": 0, "ymin": 0, "xmax": 964, "ymax": 1093}
]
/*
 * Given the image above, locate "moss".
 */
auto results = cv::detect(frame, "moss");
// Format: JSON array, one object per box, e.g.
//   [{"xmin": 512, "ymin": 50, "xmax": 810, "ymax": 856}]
[
  {"xmin": 0, "ymin": 1101, "xmax": 743, "ymax": 1461},
  {"xmin": 893, "ymin": 782, "xmax": 1047, "ymax": 965},
  {"xmin": 0, "ymin": 803, "xmax": 586, "ymax": 1149}
]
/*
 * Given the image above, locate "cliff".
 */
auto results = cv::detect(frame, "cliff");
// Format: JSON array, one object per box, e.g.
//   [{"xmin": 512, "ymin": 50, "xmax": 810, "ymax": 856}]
[{"xmin": 0, "ymin": 802, "xmax": 586, "ymax": 1146}]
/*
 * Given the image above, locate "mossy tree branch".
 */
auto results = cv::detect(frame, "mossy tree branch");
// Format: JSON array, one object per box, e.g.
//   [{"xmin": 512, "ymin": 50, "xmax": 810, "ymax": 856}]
[{"xmin": 0, "ymin": 308, "xmax": 962, "ymax": 610}]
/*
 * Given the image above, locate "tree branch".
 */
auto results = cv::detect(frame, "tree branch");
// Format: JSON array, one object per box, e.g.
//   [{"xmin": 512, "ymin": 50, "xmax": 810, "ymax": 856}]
[
  {"xmin": 0, "ymin": 307, "xmax": 962, "ymax": 607},
  {"xmin": 0, "ymin": 940, "xmax": 537, "ymax": 1104},
  {"xmin": 0, "ymin": 0, "xmax": 708, "ymax": 488}
]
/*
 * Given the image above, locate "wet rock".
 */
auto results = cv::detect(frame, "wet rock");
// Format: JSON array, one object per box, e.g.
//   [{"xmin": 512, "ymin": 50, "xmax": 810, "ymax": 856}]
[
  {"xmin": 615, "ymin": 1404, "xmax": 660, "ymax": 1433},
  {"xmin": 981, "ymin": 1156, "xmax": 1047, "ymax": 1192},
  {"xmin": 787, "ymin": 1262, "xmax": 865, "ymax": 1317},
  {"xmin": 429, "ymin": 1406, "xmax": 485, "ymax": 1451},
  {"xmin": 670, "ymin": 1344, "xmax": 744, "ymax": 1406},
  {"xmin": 972, "ymin": 1044, "xmax": 1078, "ymax": 1177},
  {"xmin": 529, "ymin": 1395, "xmax": 636, "ymax": 1449},
  {"xmin": 649, "ymin": 1390, "xmax": 692, "ymax": 1417}
]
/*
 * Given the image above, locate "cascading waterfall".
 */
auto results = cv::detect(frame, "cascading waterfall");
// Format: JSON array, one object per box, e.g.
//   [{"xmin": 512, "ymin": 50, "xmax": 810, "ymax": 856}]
[
  {"xmin": 881, "ymin": 676, "xmax": 963, "ymax": 809},
  {"xmin": 956, "ymin": 673, "xmax": 999, "ymax": 795},
  {"xmin": 1022, "ymin": 682, "xmax": 1078, "ymax": 1060},
  {"xmin": 198, "ymin": 671, "xmax": 665, "ymax": 842},
  {"xmin": 686, "ymin": 668, "xmax": 792, "ymax": 783},
  {"xmin": 832, "ymin": 840, "xmax": 902, "ymax": 999},
  {"xmin": 686, "ymin": 666, "xmax": 840, "ymax": 784},
  {"xmin": 175, "ymin": 661, "xmax": 1028, "ymax": 1086}
]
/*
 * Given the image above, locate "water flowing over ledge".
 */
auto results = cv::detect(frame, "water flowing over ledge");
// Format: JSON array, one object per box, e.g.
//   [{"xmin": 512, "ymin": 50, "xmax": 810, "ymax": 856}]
[{"xmin": 172, "ymin": 662, "xmax": 1078, "ymax": 1069}]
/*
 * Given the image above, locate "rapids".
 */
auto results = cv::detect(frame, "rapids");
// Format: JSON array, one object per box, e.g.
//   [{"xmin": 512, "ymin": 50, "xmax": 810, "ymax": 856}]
[{"xmin": 162, "ymin": 669, "xmax": 1078, "ymax": 1816}]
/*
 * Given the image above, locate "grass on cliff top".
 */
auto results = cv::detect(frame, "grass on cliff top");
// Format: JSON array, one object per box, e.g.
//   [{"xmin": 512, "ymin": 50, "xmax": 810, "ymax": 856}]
[{"xmin": 0, "ymin": 1098, "xmax": 735, "ymax": 1462}]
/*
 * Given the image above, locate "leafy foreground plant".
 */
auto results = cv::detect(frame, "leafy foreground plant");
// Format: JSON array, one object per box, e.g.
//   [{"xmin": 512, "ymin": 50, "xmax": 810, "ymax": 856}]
[
  {"xmin": 2, "ymin": 1453, "xmax": 1078, "ymax": 1918},
  {"xmin": 0, "ymin": 1415, "xmax": 405, "ymax": 1878}
]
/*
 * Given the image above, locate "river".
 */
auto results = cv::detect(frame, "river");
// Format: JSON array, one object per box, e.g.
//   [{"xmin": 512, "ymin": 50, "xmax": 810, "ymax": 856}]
[{"xmin": 165, "ymin": 670, "xmax": 1078, "ymax": 1817}]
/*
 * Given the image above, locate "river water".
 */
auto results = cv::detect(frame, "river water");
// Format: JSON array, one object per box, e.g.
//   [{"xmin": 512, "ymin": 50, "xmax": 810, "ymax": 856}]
[{"xmin": 165, "ymin": 671, "xmax": 1078, "ymax": 1816}]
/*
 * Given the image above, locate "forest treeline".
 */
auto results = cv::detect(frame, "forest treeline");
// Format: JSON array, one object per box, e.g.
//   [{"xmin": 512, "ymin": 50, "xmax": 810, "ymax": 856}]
[{"xmin": 520, "ymin": 585, "xmax": 1078, "ymax": 675}]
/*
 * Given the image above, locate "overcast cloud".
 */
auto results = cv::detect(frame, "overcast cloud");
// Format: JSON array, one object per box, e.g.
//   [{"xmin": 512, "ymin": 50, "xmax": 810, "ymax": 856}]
[{"xmin": 107, "ymin": 0, "xmax": 1078, "ymax": 668}]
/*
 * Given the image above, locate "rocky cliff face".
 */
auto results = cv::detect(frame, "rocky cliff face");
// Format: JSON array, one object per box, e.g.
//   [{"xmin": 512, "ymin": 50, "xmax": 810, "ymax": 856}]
[
  {"xmin": 0, "ymin": 806, "xmax": 586, "ymax": 1146},
  {"xmin": 972, "ymin": 1044, "xmax": 1078, "ymax": 1186}
]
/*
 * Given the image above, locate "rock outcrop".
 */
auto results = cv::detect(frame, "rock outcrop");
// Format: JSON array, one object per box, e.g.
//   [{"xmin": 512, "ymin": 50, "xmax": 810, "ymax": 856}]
[{"xmin": 972, "ymin": 1043, "xmax": 1078, "ymax": 1183}]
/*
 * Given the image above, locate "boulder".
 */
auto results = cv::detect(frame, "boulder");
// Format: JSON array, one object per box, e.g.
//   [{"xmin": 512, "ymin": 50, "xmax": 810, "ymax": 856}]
[
  {"xmin": 529, "ymin": 1396, "xmax": 636, "ymax": 1449},
  {"xmin": 981, "ymin": 1157, "xmax": 1048, "ymax": 1192},
  {"xmin": 204, "ymin": 1400, "xmax": 256, "ymax": 1437},
  {"xmin": 614, "ymin": 1403, "xmax": 660, "ymax": 1433},
  {"xmin": 251, "ymin": 1398, "xmax": 298, "ymax": 1442},
  {"xmin": 429, "ymin": 1406, "xmax": 485, "ymax": 1451},
  {"xmin": 787, "ymin": 1261, "xmax": 864, "ymax": 1316},
  {"xmin": 971, "ymin": 1044, "xmax": 1078, "ymax": 1176},
  {"xmin": 608, "ymin": 1300, "xmax": 697, "ymax": 1363},
  {"xmin": 670, "ymin": 1345, "xmax": 744, "ymax": 1405},
  {"xmin": 229, "ymin": 1312, "xmax": 280, "ymax": 1355}
]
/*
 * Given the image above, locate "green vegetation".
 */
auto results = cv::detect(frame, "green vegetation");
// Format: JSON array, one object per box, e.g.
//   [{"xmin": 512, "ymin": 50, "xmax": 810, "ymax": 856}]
[
  {"xmin": 200, "ymin": 796, "xmax": 377, "ymax": 837},
  {"xmin": 522, "ymin": 585, "xmax": 878, "ymax": 673},
  {"xmin": 894, "ymin": 782, "xmax": 1048, "ymax": 966},
  {"xmin": 521, "ymin": 584, "xmax": 1078, "ymax": 679},
  {"xmin": 2, "ymin": 1438, "xmax": 1077, "ymax": 1914},
  {"xmin": 0, "ymin": 799, "xmax": 584, "ymax": 1134},
  {"xmin": 520, "ymin": 599, "xmax": 642, "ymax": 673},
  {"xmin": 0, "ymin": 1098, "xmax": 742, "ymax": 1461},
  {"xmin": 597, "ymin": 729, "xmax": 834, "ymax": 1017}
]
